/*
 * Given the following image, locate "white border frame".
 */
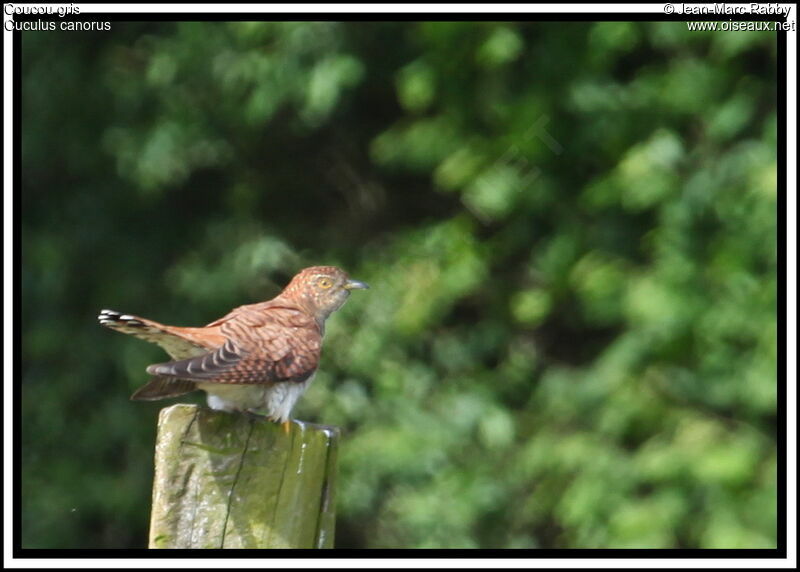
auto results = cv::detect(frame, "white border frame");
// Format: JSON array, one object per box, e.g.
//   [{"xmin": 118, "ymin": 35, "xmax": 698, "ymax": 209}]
[{"xmin": 4, "ymin": 3, "xmax": 795, "ymax": 569}]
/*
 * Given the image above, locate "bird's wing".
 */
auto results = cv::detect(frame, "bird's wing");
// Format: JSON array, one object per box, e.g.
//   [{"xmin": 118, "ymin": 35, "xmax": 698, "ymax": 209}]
[{"xmin": 147, "ymin": 307, "xmax": 321, "ymax": 384}]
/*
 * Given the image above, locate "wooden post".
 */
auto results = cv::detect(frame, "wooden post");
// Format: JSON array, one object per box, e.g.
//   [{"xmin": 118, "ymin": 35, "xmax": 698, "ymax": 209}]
[{"xmin": 147, "ymin": 404, "xmax": 339, "ymax": 549}]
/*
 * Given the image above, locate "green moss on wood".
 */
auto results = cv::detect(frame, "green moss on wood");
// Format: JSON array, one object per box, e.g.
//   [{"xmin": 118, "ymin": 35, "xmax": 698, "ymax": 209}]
[{"xmin": 148, "ymin": 404, "xmax": 339, "ymax": 549}]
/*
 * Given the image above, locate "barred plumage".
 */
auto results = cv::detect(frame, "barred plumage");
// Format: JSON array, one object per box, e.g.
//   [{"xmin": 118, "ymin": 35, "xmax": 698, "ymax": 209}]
[{"xmin": 98, "ymin": 266, "xmax": 368, "ymax": 423}]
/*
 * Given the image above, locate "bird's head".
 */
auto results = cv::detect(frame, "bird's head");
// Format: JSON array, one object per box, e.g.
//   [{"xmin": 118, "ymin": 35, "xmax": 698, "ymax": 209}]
[{"xmin": 281, "ymin": 266, "xmax": 369, "ymax": 322}]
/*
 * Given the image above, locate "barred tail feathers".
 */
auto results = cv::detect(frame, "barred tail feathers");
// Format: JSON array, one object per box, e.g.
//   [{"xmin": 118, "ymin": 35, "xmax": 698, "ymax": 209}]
[{"xmin": 97, "ymin": 308, "xmax": 211, "ymax": 360}]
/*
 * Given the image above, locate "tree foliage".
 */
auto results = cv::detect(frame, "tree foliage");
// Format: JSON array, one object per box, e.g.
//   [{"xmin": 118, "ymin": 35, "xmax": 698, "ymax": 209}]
[{"xmin": 21, "ymin": 21, "xmax": 777, "ymax": 549}]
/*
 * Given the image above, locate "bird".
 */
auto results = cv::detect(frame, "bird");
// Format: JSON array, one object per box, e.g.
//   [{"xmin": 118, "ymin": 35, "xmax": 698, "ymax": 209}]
[{"xmin": 98, "ymin": 266, "xmax": 368, "ymax": 431}]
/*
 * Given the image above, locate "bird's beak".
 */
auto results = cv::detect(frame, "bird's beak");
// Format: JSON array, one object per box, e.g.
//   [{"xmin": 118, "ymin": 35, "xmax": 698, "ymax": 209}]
[{"xmin": 344, "ymin": 279, "xmax": 370, "ymax": 290}]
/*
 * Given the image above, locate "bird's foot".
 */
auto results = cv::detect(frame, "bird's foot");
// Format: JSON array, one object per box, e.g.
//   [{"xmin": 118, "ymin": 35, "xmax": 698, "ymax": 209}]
[{"xmin": 247, "ymin": 410, "xmax": 292, "ymax": 434}]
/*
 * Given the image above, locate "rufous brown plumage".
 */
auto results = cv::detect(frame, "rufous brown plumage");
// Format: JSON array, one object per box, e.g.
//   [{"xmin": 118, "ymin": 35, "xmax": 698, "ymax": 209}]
[{"xmin": 98, "ymin": 266, "xmax": 368, "ymax": 424}]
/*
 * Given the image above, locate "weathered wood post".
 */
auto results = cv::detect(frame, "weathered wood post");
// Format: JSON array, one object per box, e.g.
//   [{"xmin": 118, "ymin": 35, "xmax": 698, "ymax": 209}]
[{"xmin": 147, "ymin": 404, "xmax": 339, "ymax": 549}]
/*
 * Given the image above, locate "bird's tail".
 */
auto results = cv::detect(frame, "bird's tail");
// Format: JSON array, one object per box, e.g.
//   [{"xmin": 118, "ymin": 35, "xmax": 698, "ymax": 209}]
[
  {"xmin": 98, "ymin": 309, "xmax": 158, "ymax": 334},
  {"xmin": 130, "ymin": 377, "xmax": 197, "ymax": 401},
  {"xmin": 99, "ymin": 309, "xmax": 209, "ymax": 400},
  {"xmin": 97, "ymin": 308, "xmax": 209, "ymax": 360}
]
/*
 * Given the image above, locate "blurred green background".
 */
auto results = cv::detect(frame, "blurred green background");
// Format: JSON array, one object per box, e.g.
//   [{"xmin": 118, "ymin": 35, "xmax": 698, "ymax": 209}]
[{"xmin": 21, "ymin": 21, "xmax": 778, "ymax": 549}]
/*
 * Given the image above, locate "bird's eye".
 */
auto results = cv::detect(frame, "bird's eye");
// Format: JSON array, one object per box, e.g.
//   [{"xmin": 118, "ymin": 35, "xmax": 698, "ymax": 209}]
[{"xmin": 317, "ymin": 277, "xmax": 333, "ymax": 289}]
